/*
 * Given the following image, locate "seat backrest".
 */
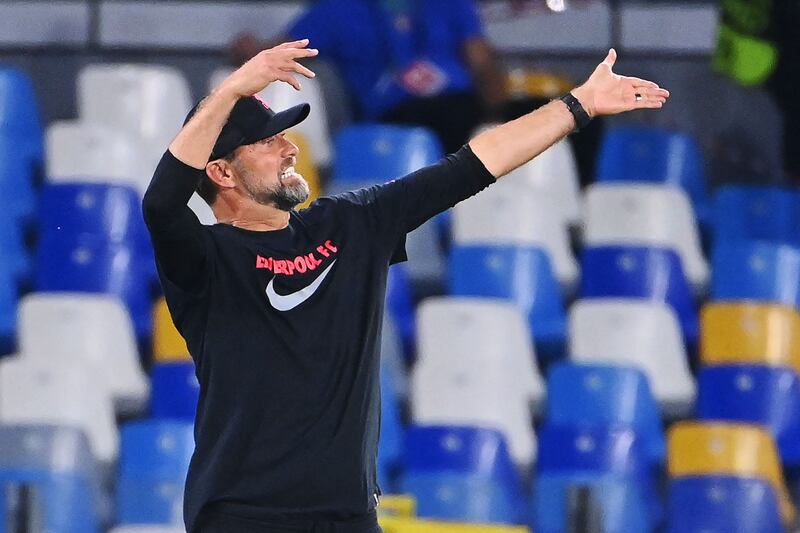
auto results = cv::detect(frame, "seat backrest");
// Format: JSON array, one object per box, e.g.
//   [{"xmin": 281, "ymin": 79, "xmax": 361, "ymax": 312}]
[
  {"xmin": 45, "ymin": 121, "xmax": 149, "ymax": 193},
  {"xmin": 153, "ymin": 297, "xmax": 191, "ymax": 363},
  {"xmin": 700, "ymin": 302, "xmax": 800, "ymax": 373},
  {"xmin": 503, "ymin": 138, "xmax": 581, "ymax": 226},
  {"xmin": 580, "ymin": 245, "xmax": 697, "ymax": 342},
  {"xmin": 0, "ymin": 356, "xmax": 119, "ymax": 463},
  {"xmin": 0, "ymin": 137, "xmax": 36, "ymax": 224},
  {"xmin": 453, "ymin": 183, "xmax": 577, "ymax": 288},
  {"xmin": 0, "ymin": 68, "xmax": 42, "ymax": 135},
  {"xmin": 568, "ymin": 298, "xmax": 696, "ymax": 413},
  {"xmin": 668, "ymin": 476, "xmax": 783, "ymax": 533},
  {"xmin": 711, "ymin": 241, "xmax": 800, "ymax": 307},
  {"xmin": 712, "ymin": 184, "xmax": 800, "ymax": 247},
  {"xmin": 448, "ymin": 244, "xmax": 566, "ymax": 341},
  {"xmin": 667, "ymin": 421, "xmax": 795, "ymax": 524},
  {"xmin": 333, "ymin": 124, "xmax": 443, "ymax": 183},
  {"xmin": 18, "ymin": 293, "xmax": 148, "ymax": 415},
  {"xmin": 118, "ymin": 420, "xmax": 194, "ymax": 478},
  {"xmin": 583, "ymin": 183, "xmax": 707, "ymax": 290},
  {"xmin": 38, "ymin": 181, "xmax": 149, "ymax": 249},
  {"xmin": 596, "ymin": 126, "xmax": 708, "ymax": 217},
  {"xmin": 547, "ymin": 363, "xmax": 664, "ymax": 465},
  {"xmin": 150, "ymin": 362, "xmax": 199, "ymax": 421},
  {"xmin": 697, "ymin": 365, "xmax": 800, "ymax": 465}
]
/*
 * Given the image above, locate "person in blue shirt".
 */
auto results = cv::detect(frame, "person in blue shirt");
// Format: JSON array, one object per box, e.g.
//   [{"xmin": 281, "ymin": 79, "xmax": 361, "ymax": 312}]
[{"xmin": 231, "ymin": 0, "xmax": 506, "ymax": 153}]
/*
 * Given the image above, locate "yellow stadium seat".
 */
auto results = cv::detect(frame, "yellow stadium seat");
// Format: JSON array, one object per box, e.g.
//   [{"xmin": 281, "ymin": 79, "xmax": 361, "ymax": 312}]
[
  {"xmin": 379, "ymin": 517, "xmax": 529, "ymax": 533},
  {"xmin": 152, "ymin": 297, "xmax": 190, "ymax": 362},
  {"xmin": 668, "ymin": 421, "xmax": 796, "ymax": 524},
  {"xmin": 700, "ymin": 302, "xmax": 800, "ymax": 374},
  {"xmin": 377, "ymin": 495, "xmax": 416, "ymax": 518},
  {"xmin": 285, "ymin": 131, "xmax": 321, "ymax": 208},
  {"xmin": 506, "ymin": 68, "xmax": 574, "ymax": 100}
]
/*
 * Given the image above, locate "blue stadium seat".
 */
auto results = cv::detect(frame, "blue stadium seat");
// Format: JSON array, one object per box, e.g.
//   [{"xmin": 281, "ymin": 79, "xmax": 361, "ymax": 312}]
[
  {"xmin": 332, "ymin": 124, "xmax": 443, "ymax": 184},
  {"xmin": 697, "ymin": 365, "xmax": 800, "ymax": 466},
  {"xmin": 150, "ymin": 363, "xmax": 199, "ymax": 421},
  {"xmin": 713, "ymin": 185, "xmax": 800, "ymax": 247},
  {"xmin": 0, "ymin": 424, "xmax": 103, "ymax": 533},
  {"xmin": 535, "ymin": 424, "xmax": 658, "ymax": 532},
  {"xmin": 596, "ymin": 126, "xmax": 709, "ymax": 223},
  {"xmin": 378, "ymin": 362, "xmax": 404, "ymax": 492},
  {"xmin": 34, "ymin": 235, "xmax": 153, "ymax": 339},
  {"xmin": 38, "ymin": 182, "xmax": 151, "ymax": 252},
  {"xmin": 0, "ymin": 139, "xmax": 36, "ymax": 225},
  {"xmin": 116, "ymin": 420, "xmax": 194, "ymax": 525},
  {"xmin": 400, "ymin": 425, "xmax": 525, "ymax": 523},
  {"xmin": 546, "ymin": 363, "xmax": 665, "ymax": 466},
  {"xmin": 580, "ymin": 246, "xmax": 698, "ymax": 345},
  {"xmin": 0, "ymin": 220, "xmax": 31, "ymax": 283},
  {"xmin": 0, "ymin": 68, "xmax": 44, "ymax": 165},
  {"xmin": 449, "ymin": 244, "xmax": 566, "ymax": 360},
  {"xmin": 711, "ymin": 241, "xmax": 800, "ymax": 308},
  {"xmin": 667, "ymin": 476, "xmax": 782, "ymax": 533},
  {"xmin": 0, "ymin": 270, "xmax": 18, "ymax": 354},
  {"xmin": 386, "ymin": 263, "xmax": 415, "ymax": 359}
]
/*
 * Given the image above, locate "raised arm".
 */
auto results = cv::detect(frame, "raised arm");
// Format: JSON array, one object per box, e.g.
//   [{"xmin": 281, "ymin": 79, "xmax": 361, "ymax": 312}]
[{"xmin": 469, "ymin": 49, "xmax": 669, "ymax": 178}]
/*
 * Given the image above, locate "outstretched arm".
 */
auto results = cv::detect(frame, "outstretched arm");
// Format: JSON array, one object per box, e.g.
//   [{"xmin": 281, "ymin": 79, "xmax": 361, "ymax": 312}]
[{"xmin": 469, "ymin": 49, "xmax": 669, "ymax": 178}]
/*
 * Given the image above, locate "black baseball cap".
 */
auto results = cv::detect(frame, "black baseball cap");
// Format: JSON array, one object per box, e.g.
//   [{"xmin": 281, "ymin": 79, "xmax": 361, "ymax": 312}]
[{"xmin": 185, "ymin": 95, "xmax": 310, "ymax": 161}]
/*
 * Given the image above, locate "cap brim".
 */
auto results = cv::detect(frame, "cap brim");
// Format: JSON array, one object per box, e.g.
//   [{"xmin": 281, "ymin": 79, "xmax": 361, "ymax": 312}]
[{"xmin": 244, "ymin": 103, "xmax": 310, "ymax": 145}]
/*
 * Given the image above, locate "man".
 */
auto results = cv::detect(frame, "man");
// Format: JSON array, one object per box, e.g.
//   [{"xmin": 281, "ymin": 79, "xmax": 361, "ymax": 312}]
[
  {"xmin": 143, "ymin": 39, "xmax": 667, "ymax": 533},
  {"xmin": 230, "ymin": 0, "xmax": 507, "ymax": 153}
]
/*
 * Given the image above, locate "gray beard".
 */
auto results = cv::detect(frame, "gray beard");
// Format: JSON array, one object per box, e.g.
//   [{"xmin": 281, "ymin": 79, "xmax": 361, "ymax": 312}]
[{"xmin": 250, "ymin": 179, "xmax": 310, "ymax": 211}]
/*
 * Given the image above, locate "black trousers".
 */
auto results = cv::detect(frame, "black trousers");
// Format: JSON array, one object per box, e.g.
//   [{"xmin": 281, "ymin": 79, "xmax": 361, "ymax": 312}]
[{"xmin": 194, "ymin": 510, "xmax": 383, "ymax": 533}]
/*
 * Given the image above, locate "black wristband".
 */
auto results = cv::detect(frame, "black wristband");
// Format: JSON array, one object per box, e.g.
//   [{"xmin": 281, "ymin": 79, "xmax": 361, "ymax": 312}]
[{"xmin": 560, "ymin": 92, "xmax": 592, "ymax": 131}]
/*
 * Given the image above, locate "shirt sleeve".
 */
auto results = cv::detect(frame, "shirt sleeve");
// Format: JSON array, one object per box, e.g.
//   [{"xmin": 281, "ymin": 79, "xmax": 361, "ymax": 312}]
[
  {"xmin": 142, "ymin": 150, "xmax": 212, "ymax": 294},
  {"xmin": 336, "ymin": 144, "xmax": 495, "ymax": 256}
]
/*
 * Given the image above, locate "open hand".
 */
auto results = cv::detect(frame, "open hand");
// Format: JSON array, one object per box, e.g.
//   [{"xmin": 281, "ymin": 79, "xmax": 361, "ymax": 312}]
[
  {"xmin": 572, "ymin": 49, "xmax": 669, "ymax": 117},
  {"xmin": 218, "ymin": 39, "xmax": 318, "ymax": 98}
]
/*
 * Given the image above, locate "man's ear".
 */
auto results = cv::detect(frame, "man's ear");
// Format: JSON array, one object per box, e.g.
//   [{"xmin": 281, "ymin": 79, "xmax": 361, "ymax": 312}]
[{"xmin": 205, "ymin": 158, "xmax": 237, "ymax": 190}]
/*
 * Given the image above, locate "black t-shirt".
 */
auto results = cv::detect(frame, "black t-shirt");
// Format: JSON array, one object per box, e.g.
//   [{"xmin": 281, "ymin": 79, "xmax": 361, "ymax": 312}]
[{"xmin": 142, "ymin": 145, "xmax": 495, "ymax": 532}]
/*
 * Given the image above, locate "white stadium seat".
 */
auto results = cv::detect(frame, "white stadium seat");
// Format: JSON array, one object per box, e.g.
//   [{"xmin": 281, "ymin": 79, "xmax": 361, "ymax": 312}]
[
  {"xmin": 46, "ymin": 120, "xmax": 150, "ymax": 193},
  {"xmin": 453, "ymin": 182, "xmax": 578, "ymax": 290},
  {"xmin": 583, "ymin": 183, "xmax": 708, "ymax": 291},
  {"xmin": 210, "ymin": 67, "xmax": 331, "ymax": 167},
  {"xmin": 18, "ymin": 293, "xmax": 149, "ymax": 417},
  {"xmin": 568, "ymin": 298, "xmax": 696, "ymax": 416},
  {"xmin": 0, "ymin": 356, "xmax": 119, "ymax": 463},
  {"xmin": 412, "ymin": 297, "xmax": 543, "ymax": 465}
]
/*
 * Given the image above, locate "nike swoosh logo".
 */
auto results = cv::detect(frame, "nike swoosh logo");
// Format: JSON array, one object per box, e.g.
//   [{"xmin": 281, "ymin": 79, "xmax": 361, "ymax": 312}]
[{"xmin": 266, "ymin": 260, "xmax": 336, "ymax": 311}]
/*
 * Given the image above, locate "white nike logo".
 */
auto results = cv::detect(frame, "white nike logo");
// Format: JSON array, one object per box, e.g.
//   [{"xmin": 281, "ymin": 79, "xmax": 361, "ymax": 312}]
[{"xmin": 266, "ymin": 260, "xmax": 336, "ymax": 311}]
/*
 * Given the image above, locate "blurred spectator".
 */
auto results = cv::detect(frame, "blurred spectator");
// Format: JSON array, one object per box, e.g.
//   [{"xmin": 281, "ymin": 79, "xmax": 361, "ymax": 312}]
[
  {"xmin": 714, "ymin": 0, "xmax": 800, "ymax": 183},
  {"xmin": 231, "ymin": 0, "xmax": 507, "ymax": 153}
]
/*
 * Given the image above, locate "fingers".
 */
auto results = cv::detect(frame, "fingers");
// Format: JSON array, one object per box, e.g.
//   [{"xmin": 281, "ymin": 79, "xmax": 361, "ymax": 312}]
[
  {"xmin": 602, "ymin": 48, "xmax": 617, "ymax": 68},
  {"xmin": 625, "ymin": 77, "xmax": 659, "ymax": 89},
  {"xmin": 283, "ymin": 60, "xmax": 316, "ymax": 79},
  {"xmin": 273, "ymin": 38, "xmax": 311, "ymax": 50},
  {"xmin": 275, "ymin": 71, "xmax": 302, "ymax": 91}
]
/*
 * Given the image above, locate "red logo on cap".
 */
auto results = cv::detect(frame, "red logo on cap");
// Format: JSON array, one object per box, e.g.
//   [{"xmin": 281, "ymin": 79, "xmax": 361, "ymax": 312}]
[{"xmin": 253, "ymin": 94, "xmax": 271, "ymax": 110}]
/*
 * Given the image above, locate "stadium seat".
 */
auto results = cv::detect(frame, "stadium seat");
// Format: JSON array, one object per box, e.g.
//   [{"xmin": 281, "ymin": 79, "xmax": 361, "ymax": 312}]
[
  {"xmin": 0, "ymin": 356, "xmax": 119, "ymax": 463},
  {"xmin": 595, "ymin": 126, "xmax": 709, "ymax": 223},
  {"xmin": 0, "ymin": 424, "xmax": 106, "ymax": 531},
  {"xmin": 449, "ymin": 244, "xmax": 566, "ymax": 361},
  {"xmin": 583, "ymin": 183, "xmax": 708, "ymax": 292},
  {"xmin": 153, "ymin": 297, "xmax": 190, "ymax": 362},
  {"xmin": 700, "ymin": 302, "xmax": 800, "ymax": 374},
  {"xmin": 568, "ymin": 298, "xmax": 696, "ymax": 415},
  {"xmin": 711, "ymin": 241, "xmax": 800, "ymax": 307},
  {"xmin": 110, "ymin": 528, "xmax": 184, "ymax": 533},
  {"xmin": 211, "ymin": 67, "xmax": 332, "ymax": 167},
  {"xmin": 332, "ymin": 125, "xmax": 443, "ymax": 184},
  {"xmin": 697, "ymin": 365, "xmax": 800, "ymax": 466},
  {"xmin": 667, "ymin": 476, "xmax": 782, "ymax": 533},
  {"xmin": 453, "ymin": 183, "xmax": 578, "ymax": 290},
  {"xmin": 386, "ymin": 263, "xmax": 415, "ymax": 360},
  {"xmin": 546, "ymin": 363, "xmax": 665, "ymax": 466},
  {"xmin": 0, "ymin": 218, "xmax": 31, "ymax": 283},
  {"xmin": 712, "ymin": 184, "xmax": 800, "ymax": 246},
  {"xmin": 34, "ymin": 235, "xmax": 154, "ymax": 340},
  {"xmin": 413, "ymin": 298, "xmax": 543, "ymax": 465},
  {"xmin": 150, "ymin": 362, "xmax": 199, "ymax": 421},
  {"xmin": 0, "ymin": 137, "xmax": 37, "ymax": 225},
  {"xmin": 18, "ymin": 293, "xmax": 149, "ymax": 415},
  {"xmin": 0, "ymin": 270, "xmax": 16, "ymax": 354},
  {"xmin": 379, "ymin": 362, "xmax": 404, "ymax": 492},
  {"xmin": 667, "ymin": 421, "xmax": 795, "ymax": 524},
  {"xmin": 45, "ymin": 121, "xmax": 149, "ymax": 194},
  {"xmin": 116, "ymin": 420, "xmax": 194, "ymax": 525},
  {"xmin": 400, "ymin": 425, "xmax": 524, "ymax": 523},
  {"xmin": 534, "ymin": 425, "xmax": 654, "ymax": 533},
  {"xmin": 502, "ymin": 138, "xmax": 581, "ymax": 226},
  {"xmin": 580, "ymin": 246, "xmax": 698, "ymax": 345},
  {"xmin": 0, "ymin": 67, "xmax": 44, "ymax": 167},
  {"xmin": 379, "ymin": 517, "xmax": 529, "ymax": 533}
]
